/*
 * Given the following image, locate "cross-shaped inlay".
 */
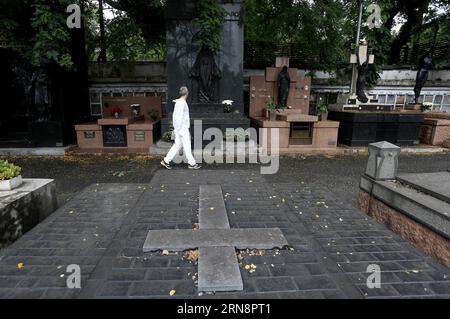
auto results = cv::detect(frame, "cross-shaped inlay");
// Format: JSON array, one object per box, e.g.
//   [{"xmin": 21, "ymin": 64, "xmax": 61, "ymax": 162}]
[{"xmin": 143, "ymin": 185, "xmax": 289, "ymax": 292}]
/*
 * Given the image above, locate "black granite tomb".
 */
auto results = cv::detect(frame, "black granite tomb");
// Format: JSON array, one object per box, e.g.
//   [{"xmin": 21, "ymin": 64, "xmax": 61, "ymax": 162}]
[
  {"xmin": 328, "ymin": 111, "xmax": 425, "ymax": 146},
  {"xmin": 162, "ymin": 0, "xmax": 250, "ymax": 135}
]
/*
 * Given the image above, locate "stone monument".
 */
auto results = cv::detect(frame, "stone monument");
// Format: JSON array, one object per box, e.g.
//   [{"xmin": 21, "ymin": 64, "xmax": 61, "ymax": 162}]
[
  {"xmin": 327, "ymin": 44, "xmax": 425, "ymax": 146},
  {"xmin": 414, "ymin": 53, "xmax": 433, "ymax": 104},
  {"xmin": 163, "ymin": 0, "xmax": 249, "ymax": 134},
  {"xmin": 277, "ymin": 66, "xmax": 291, "ymax": 107}
]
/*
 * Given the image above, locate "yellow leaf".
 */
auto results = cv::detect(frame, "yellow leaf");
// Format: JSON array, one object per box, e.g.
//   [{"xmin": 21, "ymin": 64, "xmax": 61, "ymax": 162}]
[
  {"xmin": 162, "ymin": 250, "xmax": 169, "ymax": 255},
  {"xmin": 17, "ymin": 262, "xmax": 24, "ymax": 269},
  {"xmin": 169, "ymin": 290, "xmax": 176, "ymax": 296}
]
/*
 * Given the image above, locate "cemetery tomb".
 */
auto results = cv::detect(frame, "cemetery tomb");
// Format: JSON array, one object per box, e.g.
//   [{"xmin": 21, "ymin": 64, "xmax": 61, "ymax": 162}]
[
  {"xmin": 75, "ymin": 96, "xmax": 162, "ymax": 152},
  {"xmin": 249, "ymin": 58, "xmax": 340, "ymax": 152},
  {"xmin": 162, "ymin": 0, "xmax": 250, "ymax": 136}
]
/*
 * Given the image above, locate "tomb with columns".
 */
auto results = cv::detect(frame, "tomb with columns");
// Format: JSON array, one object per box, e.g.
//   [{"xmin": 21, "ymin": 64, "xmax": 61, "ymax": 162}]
[{"xmin": 249, "ymin": 57, "xmax": 340, "ymax": 153}]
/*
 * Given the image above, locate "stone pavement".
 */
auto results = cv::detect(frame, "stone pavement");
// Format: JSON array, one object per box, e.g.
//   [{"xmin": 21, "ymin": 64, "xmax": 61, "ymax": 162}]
[{"xmin": 0, "ymin": 169, "xmax": 449, "ymax": 299}]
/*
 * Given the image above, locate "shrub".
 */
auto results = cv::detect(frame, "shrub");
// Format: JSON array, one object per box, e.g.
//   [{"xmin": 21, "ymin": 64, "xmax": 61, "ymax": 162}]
[{"xmin": 0, "ymin": 160, "xmax": 21, "ymax": 181}]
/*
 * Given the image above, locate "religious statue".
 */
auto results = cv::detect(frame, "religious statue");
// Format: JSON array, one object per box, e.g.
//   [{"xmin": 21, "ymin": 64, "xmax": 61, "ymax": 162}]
[
  {"xmin": 277, "ymin": 66, "xmax": 291, "ymax": 107},
  {"xmin": 189, "ymin": 47, "xmax": 222, "ymax": 103},
  {"xmin": 414, "ymin": 53, "xmax": 433, "ymax": 104},
  {"xmin": 33, "ymin": 71, "xmax": 49, "ymax": 122},
  {"xmin": 12, "ymin": 67, "xmax": 49, "ymax": 120},
  {"xmin": 356, "ymin": 50, "xmax": 370, "ymax": 103}
]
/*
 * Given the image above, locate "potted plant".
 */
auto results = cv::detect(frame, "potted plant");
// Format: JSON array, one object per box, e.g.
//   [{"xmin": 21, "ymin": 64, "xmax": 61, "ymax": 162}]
[
  {"xmin": 421, "ymin": 102, "xmax": 433, "ymax": 112},
  {"xmin": 315, "ymin": 98, "xmax": 328, "ymax": 121},
  {"xmin": 130, "ymin": 104, "xmax": 141, "ymax": 117},
  {"xmin": 111, "ymin": 106, "xmax": 123, "ymax": 118},
  {"xmin": 162, "ymin": 122, "xmax": 175, "ymax": 142},
  {"xmin": 222, "ymin": 100, "xmax": 234, "ymax": 113},
  {"xmin": 147, "ymin": 109, "xmax": 159, "ymax": 122},
  {"xmin": 0, "ymin": 160, "xmax": 23, "ymax": 191},
  {"xmin": 265, "ymin": 98, "xmax": 279, "ymax": 121}
]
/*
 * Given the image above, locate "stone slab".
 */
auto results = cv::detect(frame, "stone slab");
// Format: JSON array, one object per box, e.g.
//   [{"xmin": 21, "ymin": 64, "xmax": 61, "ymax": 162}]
[
  {"xmin": 198, "ymin": 246, "xmax": 243, "ymax": 292},
  {"xmin": 0, "ymin": 179, "xmax": 58, "ymax": 248},
  {"xmin": 360, "ymin": 174, "xmax": 450, "ymax": 239},
  {"xmin": 397, "ymin": 172, "xmax": 450, "ymax": 204},
  {"xmin": 277, "ymin": 114, "xmax": 318, "ymax": 122},
  {"xmin": 0, "ymin": 147, "xmax": 70, "ymax": 156},
  {"xmin": 1, "ymin": 170, "xmax": 450, "ymax": 298},
  {"xmin": 199, "ymin": 185, "xmax": 230, "ymax": 229},
  {"xmin": 143, "ymin": 228, "xmax": 289, "ymax": 252}
]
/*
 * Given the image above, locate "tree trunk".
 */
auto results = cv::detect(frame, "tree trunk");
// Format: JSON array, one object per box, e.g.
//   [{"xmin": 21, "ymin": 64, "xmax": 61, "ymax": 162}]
[
  {"xmin": 388, "ymin": 0, "xmax": 430, "ymax": 64},
  {"xmin": 98, "ymin": 0, "xmax": 107, "ymax": 62}
]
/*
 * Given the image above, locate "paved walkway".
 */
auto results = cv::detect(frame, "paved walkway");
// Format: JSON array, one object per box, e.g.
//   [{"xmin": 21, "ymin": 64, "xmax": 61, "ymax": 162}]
[{"xmin": 0, "ymin": 169, "xmax": 449, "ymax": 298}]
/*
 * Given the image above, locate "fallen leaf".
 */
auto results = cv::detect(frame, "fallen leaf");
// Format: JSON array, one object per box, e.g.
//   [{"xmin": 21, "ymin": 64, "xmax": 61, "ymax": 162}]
[
  {"xmin": 184, "ymin": 250, "xmax": 199, "ymax": 263},
  {"xmin": 169, "ymin": 290, "xmax": 176, "ymax": 296},
  {"xmin": 162, "ymin": 250, "xmax": 169, "ymax": 255},
  {"xmin": 17, "ymin": 262, "xmax": 24, "ymax": 269}
]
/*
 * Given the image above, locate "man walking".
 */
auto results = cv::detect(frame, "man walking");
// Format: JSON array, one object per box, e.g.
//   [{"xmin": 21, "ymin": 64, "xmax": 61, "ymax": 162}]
[{"xmin": 161, "ymin": 86, "xmax": 201, "ymax": 170}]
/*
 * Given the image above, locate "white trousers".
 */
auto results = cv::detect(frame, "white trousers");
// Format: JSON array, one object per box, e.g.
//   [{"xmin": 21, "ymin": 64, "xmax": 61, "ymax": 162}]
[{"xmin": 164, "ymin": 128, "xmax": 196, "ymax": 166}]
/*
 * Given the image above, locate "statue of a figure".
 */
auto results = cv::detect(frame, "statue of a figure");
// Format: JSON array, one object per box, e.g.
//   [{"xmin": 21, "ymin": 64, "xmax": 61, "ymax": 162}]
[
  {"xmin": 33, "ymin": 71, "xmax": 49, "ymax": 122},
  {"xmin": 356, "ymin": 50, "xmax": 370, "ymax": 103},
  {"xmin": 12, "ymin": 67, "xmax": 49, "ymax": 120},
  {"xmin": 277, "ymin": 66, "xmax": 291, "ymax": 107},
  {"xmin": 189, "ymin": 47, "xmax": 222, "ymax": 103},
  {"xmin": 414, "ymin": 53, "xmax": 433, "ymax": 104}
]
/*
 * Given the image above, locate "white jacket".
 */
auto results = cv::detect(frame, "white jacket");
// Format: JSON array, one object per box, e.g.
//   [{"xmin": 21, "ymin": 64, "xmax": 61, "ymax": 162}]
[{"xmin": 172, "ymin": 98, "xmax": 190, "ymax": 132}]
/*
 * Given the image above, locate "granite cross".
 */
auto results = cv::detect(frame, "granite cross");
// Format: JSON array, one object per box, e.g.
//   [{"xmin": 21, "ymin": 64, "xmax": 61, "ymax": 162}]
[{"xmin": 143, "ymin": 185, "xmax": 289, "ymax": 292}]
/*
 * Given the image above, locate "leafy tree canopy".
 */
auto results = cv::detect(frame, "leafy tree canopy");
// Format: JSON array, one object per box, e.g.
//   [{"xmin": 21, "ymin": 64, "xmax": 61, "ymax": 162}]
[{"xmin": 1, "ymin": 0, "xmax": 449, "ymax": 74}]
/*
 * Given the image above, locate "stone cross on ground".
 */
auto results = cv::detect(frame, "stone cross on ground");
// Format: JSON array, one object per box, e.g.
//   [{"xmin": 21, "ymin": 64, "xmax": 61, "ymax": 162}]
[
  {"xmin": 350, "ymin": 44, "xmax": 375, "ymax": 96},
  {"xmin": 143, "ymin": 185, "xmax": 289, "ymax": 292}
]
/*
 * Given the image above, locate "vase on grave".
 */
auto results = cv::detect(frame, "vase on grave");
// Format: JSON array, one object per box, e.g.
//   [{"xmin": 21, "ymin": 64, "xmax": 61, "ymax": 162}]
[{"xmin": 319, "ymin": 112, "xmax": 328, "ymax": 121}]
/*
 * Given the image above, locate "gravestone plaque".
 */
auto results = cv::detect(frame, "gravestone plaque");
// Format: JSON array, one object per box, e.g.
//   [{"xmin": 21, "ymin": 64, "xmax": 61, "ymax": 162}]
[{"xmin": 102, "ymin": 126, "xmax": 127, "ymax": 147}]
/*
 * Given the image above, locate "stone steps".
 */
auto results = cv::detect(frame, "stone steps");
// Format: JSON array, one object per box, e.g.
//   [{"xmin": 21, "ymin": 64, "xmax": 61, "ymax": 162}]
[
  {"xmin": 360, "ymin": 174, "xmax": 450, "ymax": 240},
  {"xmin": 149, "ymin": 139, "xmax": 261, "ymax": 157},
  {"xmin": 397, "ymin": 172, "xmax": 450, "ymax": 204}
]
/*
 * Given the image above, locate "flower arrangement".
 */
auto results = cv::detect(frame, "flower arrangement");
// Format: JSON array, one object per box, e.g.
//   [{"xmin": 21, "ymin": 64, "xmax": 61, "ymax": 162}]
[
  {"xmin": 111, "ymin": 106, "xmax": 123, "ymax": 118},
  {"xmin": 130, "ymin": 104, "xmax": 141, "ymax": 117},
  {"xmin": 222, "ymin": 100, "xmax": 234, "ymax": 113},
  {"xmin": 266, "ymin": 98, "xmax": 278, "ymax": 113},
  {"xmin": 0, "ymin": 160, "xmax": 21, "ymax": 181},
  {"xmin": 422, "ymin": 102, "xmax": 433, "ymax": 112},
  {"xmin": 315, "ymin": 97, "xmax": 328, "ymax": 121},
  {"xmin": 265, "ymin": 97, "xmax": 286, "ymax": 120},
  {"xmin": 162, "ymin": 122, "xmax": 175, "ymax": 142}
]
